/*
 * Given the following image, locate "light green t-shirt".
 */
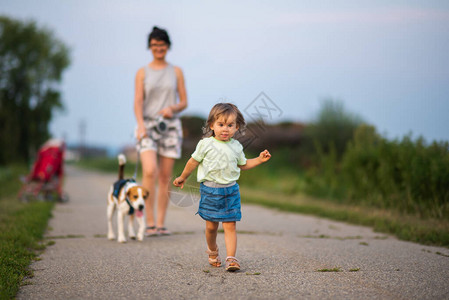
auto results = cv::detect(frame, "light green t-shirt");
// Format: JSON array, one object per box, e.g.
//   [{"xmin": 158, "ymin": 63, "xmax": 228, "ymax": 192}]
[{"xmin": 191, "ymin": 137, "xmax": 247, "ymax": 184}]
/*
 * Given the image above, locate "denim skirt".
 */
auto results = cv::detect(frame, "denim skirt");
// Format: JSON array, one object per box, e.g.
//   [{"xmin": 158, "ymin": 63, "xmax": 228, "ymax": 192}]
[{"xmin": 197, "ymin": 183, "xmax": 241, "ymax": 222}]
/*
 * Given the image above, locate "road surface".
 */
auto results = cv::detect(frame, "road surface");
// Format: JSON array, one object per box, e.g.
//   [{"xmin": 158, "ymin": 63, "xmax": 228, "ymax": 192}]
[{"xmin": 17, "ymin": 166, "xmax": 449, "ymax": 299}]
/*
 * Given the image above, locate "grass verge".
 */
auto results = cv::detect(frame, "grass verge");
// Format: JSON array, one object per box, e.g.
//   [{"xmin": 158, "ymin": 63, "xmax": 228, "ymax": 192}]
[
  {"xmin": 241, "ymin": 187, "xmax": 449, "ymax": 248},
  {"xmin": 74, "ymin": 158, "xmax": 449, "ymax": 248},
  {"xmin": 0, "ymin": 165, "xmax": 54, "ymax": 299}
]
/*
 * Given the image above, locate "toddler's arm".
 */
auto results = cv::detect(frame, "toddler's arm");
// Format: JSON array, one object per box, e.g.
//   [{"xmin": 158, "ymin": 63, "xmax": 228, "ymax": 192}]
[
  {"xmin": 239, "ymin": 149, "xmax": 271, "ymax": 171},
  {"xmin": 173, "ymin": 158, "xmax": 200, "ymax": 189}
]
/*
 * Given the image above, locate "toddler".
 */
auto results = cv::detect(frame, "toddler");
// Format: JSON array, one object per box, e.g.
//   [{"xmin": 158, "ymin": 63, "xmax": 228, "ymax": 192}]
[{"xmin": 173, "ymin": 103, "xmax": 271, "ymax": 271}]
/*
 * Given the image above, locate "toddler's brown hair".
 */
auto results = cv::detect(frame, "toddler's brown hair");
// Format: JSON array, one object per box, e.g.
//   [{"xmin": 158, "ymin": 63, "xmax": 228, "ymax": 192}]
[{"xmin": 202, "ymin": 103, "xmax": 246, "ymax": 137}]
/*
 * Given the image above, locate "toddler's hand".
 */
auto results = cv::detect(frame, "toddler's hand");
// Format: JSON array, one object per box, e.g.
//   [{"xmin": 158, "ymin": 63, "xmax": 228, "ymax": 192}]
[
  {"xmin": 173, "ymin": 177, "xmax": 185, "ymax": 189},
  {"xmin": 259, "ymin": 150, "xmax": 271, "ymax": 163}
]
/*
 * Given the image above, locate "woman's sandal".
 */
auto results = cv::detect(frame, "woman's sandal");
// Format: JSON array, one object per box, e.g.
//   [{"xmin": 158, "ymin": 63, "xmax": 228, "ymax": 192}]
[
  {"xmin": 145, "ymin": 226, "xmax": 158, "ymax": 237},
  {"xmin": 157, "ymin": 227, "xmax": 171, "ymax": 236},
  {"xmin": 225, "ymin": 256, "xmax": 240, "ymax": 272},
  {"xmin": 206, "ymin": 247, "xmax": 221, "ymax": 267}
]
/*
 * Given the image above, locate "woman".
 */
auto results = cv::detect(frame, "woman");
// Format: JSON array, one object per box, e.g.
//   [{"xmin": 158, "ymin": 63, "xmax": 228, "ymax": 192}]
[{"xmin": 134, "ymin": 26, "xmax": 187, "ymax": 236}]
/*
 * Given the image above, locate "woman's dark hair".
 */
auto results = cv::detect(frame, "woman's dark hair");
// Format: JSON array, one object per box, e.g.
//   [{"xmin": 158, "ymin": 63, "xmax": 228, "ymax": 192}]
[{"xmin": 147, "ymin": 26, "xmax": 171, "ymax": 48}]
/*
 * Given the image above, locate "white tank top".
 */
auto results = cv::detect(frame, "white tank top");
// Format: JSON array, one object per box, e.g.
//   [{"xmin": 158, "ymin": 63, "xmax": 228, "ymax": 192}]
[{"xmin": 143, "ymin": 64, "xmax": 177, "ymax": 119}]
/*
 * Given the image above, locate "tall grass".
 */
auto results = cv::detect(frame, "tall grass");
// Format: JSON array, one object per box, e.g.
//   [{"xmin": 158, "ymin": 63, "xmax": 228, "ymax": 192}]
[
  {"xmin": 306, "ymin": 124, "xmax": 449, "ymax": 219},
  {"xmin": 238, "ymin": 148, "xmax": 306, "ymax": 195}
]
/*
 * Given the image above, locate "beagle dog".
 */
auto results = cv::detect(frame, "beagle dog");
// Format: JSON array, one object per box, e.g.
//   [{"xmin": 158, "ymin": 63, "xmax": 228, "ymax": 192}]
[{"xmin": 107, "ymin": 154, "xmax": 148, "ymax": 243}]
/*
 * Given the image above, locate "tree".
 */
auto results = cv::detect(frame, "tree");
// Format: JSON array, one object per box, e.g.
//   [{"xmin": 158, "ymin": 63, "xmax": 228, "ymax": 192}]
[
  {"xmin": 303, "ymin": 98, "xmax": 364, "ymax": 160},
  {"xmin": 0, "ymin": 15, "xmax": 70, "ymax": 165}
]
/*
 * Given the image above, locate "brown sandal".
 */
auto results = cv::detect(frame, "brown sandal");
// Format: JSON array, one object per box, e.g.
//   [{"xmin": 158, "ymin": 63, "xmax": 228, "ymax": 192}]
[
  {"xmin": 145, "ymin": 226, "xmax": 158, "ymax": 237},
  {"xmin": 206, "ymin": 247, "xmax": 221, "ymax": 267},
  {"xmin": 157, "ymin": 227, "xmax": 171, "ymax": 236},
  {"xmin": 225, "ymin": 256, "xmax": 240, "ymax": 272}
]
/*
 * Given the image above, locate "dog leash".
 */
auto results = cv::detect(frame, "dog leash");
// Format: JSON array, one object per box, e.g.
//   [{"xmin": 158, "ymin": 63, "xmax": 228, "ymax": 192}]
[{"xmin": 133, "ymin": 141, "xmax": 140, "ymax": 180}]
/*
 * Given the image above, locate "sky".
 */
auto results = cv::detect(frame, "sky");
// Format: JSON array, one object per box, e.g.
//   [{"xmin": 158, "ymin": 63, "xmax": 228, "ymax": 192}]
[{"xmin": 1, "ymin": 0, "xmax": 449, "ymax": 151}]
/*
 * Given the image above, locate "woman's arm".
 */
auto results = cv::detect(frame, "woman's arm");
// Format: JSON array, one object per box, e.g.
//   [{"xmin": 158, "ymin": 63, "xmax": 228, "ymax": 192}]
[
  {"xmin": 173, "ymin": 66, "xmax": 188, "ymax": 113},
  {"xmin": 173, "ymin": 158, "xmax": 199, "ymax": 189},
  {"xmin": 134, "ymin": 68, "xmax": 146, "ymax": 140},
  {"xmin": 238, "ymin": 150, "xmax": 271, "ymax": 171}
]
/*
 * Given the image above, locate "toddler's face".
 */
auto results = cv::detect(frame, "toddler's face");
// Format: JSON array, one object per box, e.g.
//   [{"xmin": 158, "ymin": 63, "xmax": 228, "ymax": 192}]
[{"xmin": 211, "ymin": 114, "xmax": 239, "ymax": 142}]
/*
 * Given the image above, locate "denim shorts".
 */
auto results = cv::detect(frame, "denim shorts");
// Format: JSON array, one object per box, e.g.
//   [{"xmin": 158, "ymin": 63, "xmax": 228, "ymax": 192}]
[{"xmin": 197, "ymin": 183, "xmax": 241, "ymax": 222}]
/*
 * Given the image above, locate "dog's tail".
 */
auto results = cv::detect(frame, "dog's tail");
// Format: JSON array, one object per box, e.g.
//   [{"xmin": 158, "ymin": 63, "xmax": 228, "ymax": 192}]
[{"xmin": 118, "ymin": 154, "xmax": 126, "ymax": 180}]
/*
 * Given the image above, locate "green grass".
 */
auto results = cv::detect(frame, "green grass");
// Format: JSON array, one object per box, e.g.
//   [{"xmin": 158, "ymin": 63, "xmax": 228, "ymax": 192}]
[
  {"xmin": 436, "ymin": 252, "xmax": 449, "ymax": 258},
  {"xmin": 245, "ymin": 272, "xmax": 261, "ymax": 275},
  {"xmin": 316, "ymin": 267, "xmax": 342, "ymax": 272},
  {"xmin": 317, "ymin": 267, "xmax": 362, "ymax": 272},
  {"xmin": 349, "ymin": 268, "xmax": 360, "ymax": 272},
  {"xmin": 0, "ymin": 165, "xmax": 54, "ymax": 299},
  {"xmin": 76, "ymin": 157, "xmax": 449, "ymax": 247},
  {"xmin": 241, "ymin": 187, "xmax": 449, "ymax": 247}
]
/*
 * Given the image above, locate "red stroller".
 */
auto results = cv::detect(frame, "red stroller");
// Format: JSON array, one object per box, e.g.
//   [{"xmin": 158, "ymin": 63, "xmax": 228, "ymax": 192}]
[{"xmin": 18, "ymin": 139, "xmax": 69, "ymax": 202}]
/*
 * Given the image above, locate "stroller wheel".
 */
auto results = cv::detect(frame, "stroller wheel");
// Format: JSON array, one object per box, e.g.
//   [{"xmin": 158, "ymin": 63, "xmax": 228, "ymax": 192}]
[
  {"xmin": 45, "ymin": 193, "xmax": 56, "ymax": 202},
  {"xmin": 58, "ymin": 193, "xmax": 69, "ymax": 203}
]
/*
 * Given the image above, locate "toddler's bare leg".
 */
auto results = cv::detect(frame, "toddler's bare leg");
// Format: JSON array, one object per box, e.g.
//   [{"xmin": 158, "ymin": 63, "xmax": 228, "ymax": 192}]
[
  {"xmin": 205, "ymin": 221, "xmax": 219, "ymax": 256},
  {"xmin": 222, "ymin": 221, "xmax": 237, "ymax": 257}
]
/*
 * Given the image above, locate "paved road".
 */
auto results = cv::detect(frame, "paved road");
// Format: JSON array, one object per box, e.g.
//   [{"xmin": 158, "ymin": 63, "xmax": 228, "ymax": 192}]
[{"xmin": 18, "ymin": 166, "xmax": 449, "ymax": 299}]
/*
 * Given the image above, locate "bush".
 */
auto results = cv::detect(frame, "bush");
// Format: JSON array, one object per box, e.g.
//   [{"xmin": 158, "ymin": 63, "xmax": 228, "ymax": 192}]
[
  {"xmin": 302, "ymin": 98, "xmax": 364, "ymax": 162},
  {"xmin": 306, "ymin": 124, "xmax": 449, "ymax": 219}
]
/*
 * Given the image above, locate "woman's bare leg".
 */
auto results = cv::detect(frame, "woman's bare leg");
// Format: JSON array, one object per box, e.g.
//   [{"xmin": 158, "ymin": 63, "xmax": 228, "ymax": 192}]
[
  {"xmin": 140, "ymin": 150, "xmax": 158, "ymax": 230},
  {"xmin": 156, "ymin": 155, "xmax": 175, "ymax": 228}
]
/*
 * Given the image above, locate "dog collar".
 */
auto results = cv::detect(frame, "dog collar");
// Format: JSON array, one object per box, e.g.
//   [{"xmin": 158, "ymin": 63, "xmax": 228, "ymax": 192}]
[
  {"xmin": 122, "ymin": 180, "xmax": 138, "ymax": 215},
  {"xmin": 125, "ymin": 197, "xmax": 134, "ymax": 215}
]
